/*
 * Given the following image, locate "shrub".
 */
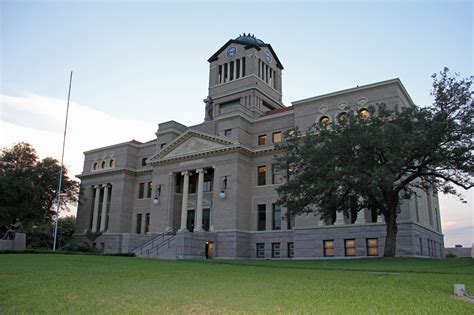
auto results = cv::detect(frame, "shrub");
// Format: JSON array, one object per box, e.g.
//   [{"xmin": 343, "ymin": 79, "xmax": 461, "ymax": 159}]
[{"xmin": 445, "ymin": 253, "xmax": 457, "ymax": 258}]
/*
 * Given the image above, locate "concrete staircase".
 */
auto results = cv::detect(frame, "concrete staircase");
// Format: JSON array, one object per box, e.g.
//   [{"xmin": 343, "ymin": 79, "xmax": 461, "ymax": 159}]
[{"xmin": 133, "ymin": 231, "xmax": 177, "ymax": 259}]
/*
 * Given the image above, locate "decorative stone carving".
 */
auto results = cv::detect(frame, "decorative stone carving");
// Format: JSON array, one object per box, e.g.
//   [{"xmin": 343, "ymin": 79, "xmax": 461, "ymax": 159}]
[
  {"xmin": 337, "ymin": 101, "xmax": 348, "ymax": 110},
  {"xmin": 165, "ymin": 137, "xmax": 228, "ymax": 158},
  {"xmin": 358, "ymin": 97, "xmax": 368, "ymax": 106},
  {"xmin": 319, "ymin": 105, "xmax": 328, "ymax": 114}
]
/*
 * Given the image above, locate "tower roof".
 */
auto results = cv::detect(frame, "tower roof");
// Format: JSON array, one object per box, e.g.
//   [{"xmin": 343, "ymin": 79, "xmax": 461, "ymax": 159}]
[
  {"xmin": 234, "ymin": 33, "xmax": 265, "ymax": 45},
  {"xmin": 208, "ymin": 34, "xmax": 284, "ymax": 69}
]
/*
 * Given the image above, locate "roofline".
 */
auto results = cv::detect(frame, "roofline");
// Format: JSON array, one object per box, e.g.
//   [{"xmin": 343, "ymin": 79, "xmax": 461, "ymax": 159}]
[
  {"xmin": 291, "ymin": 78, "xmax": 415, "ymax": 106},
  {"xmin": 208, "ymin": 39, "xmax": 284, "ymax": 70},
  {"xmin": 83, "ymin": 139, "xmax": 156, "ymax": 154}
]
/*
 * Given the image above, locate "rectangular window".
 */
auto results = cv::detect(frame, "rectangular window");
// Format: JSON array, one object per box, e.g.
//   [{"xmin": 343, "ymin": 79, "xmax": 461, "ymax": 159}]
[
  {"xmin": 160, "ymin": 143, "xmax": 166, "ymax": 149},
  {"xmin": 138, "ymin": 183, "xmax": 145, "ymax": 199},
  {"xmin": 345, "ymin": 239, "xmax": 356, "ymax": 256},
  {"xmin": 272, "ymin": 165, "xmax": 284, "ymax": 184},
  {"xmin": 272, "ymin": 131, "xmax": 282, "ymax": 143},
  {"xmin": 242, "ymin": 57, "xmax": 246, "ymax": 77},
  {"xmin": 367, "ymin": 238, "xmax": 379, "ymax": 256},
  {"xmin": 203, "ymin": 173, "xmax": 213, "ymax": 192},
  {"xmin": 218, "ymin": 65, "xmax": 222, "ymax": 83},
  {"xmin": 272, "ymin": 204, "xmax": 281, "ymax": 230},
  {"xmin": 324, "ymin": 240, "xmax": 335, "ymax": 257},
  {"xmin": 136, "ymin": 213, "xmax": 142, "ymax": 234},
  {"xmin": 224, "ymin": 129, "xmax": 232, "ymax": 137},
  {"xmin": 288, "ymin": 242, "xmax": 294, "ymax": 258},
  {"xmin": 145, "ymin": 213, "xmax": 150, "ymax": 233},
  {"xmin": 258, "ymin": 134, "xmax": 266, "ymax": 145},
  {"xmin": 287, "ymin": 213, "xmax": 295, "ymax": 230},
  {"xmin": 256, "ymin": 243, "xmax": 265, "ymax": 258},
  {"xmin": 257, "ymin": 165, "xmax": 266, "ymax": 186},
  {"xmin": 258, "ymin": 204, "xmax": 266, "ymax": 231},
  {"xmin": 272, "ymin": 243, "xmax": 281, "ymax": 258},
  {"xmin": 230, "ymin": 61, "xmax": 234, "ymax": 81},
  {"xmin": 141, "ymin": 158, "xmax": 147, "ymax": 166},
  {"xmin": 236, "ymin": 59, "xmax": 240, "ymax": 79},
  {"xmin": 147, "ymin": 182, "xmax": 153, "ymax": 198}
]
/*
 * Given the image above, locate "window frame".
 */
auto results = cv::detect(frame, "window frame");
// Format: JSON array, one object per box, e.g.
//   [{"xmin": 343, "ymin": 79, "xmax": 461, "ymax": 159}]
[
  {"xmin": 224, "ymin": 129, "xmax": 232, "ymax": 137},
  {"xmin": 344, "ymin": 239, "xmax": 356, "ymax": 256},
  {"xmin": 272, "ymin": 242, "xmax": 281, "ymax": 258},
  {"xmin": 257, "ymin": 204, "xmax": 266, "ymax": 231},
  {"xmin": 258, "ymin": 134, "xmax": 267, "ymax": 146},
  {"xmin": 288, "ymin": 242, "xmax": 294, "ymax": 258},
  {"xmin": 272, "ymin": 131, "xmax": 282, "ymax": 143},
  {"xmin": 138, "ymin": 183, "xmax": 145, "ymax": 199},
  {"xmin": 257, "ymin": 165, "xmax": 267, "ymax": 186},
  {"xmin": 136, "ymin": 213, "xmax": 143, "ymax": 234},
  {"xmin": 146, "ymin": 182, "xmax": 153, "ymax": 199},
  {"xmin": 256, "ymin": 243, "xmax": 265, "ymax": 258},
  {"xmin": 367, "ymin": 238, "xmax": 379, "ymax": 256},
  {"xmin": 323, "ymin": 240, "xmax": 335, "ymax": 257},
  {"xmin": 272, "ymin": 203, "xmax": 281, "ymax": 230}
]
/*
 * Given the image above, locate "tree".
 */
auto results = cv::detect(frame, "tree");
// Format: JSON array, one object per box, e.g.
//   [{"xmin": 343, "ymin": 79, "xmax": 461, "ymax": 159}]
[
  {"xmin": 0, "ymin": 142, "xmax": 79, "ymax": 230},
  {"xmin": 276, "ymin": 68, "xmax": 473, "ymax": 257}
]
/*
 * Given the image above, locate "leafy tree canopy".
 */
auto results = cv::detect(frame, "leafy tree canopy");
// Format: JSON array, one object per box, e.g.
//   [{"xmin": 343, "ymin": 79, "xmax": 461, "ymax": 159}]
[
  {"xmin": 0, "ymin": 142, "xmax": 79, "ymax": 229},
  {"xmin": 276, "ymin": 68, "xmax": 473, "ymax": 257}
]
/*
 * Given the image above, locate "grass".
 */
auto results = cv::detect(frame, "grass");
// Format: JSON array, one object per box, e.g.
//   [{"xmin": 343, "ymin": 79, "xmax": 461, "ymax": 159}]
[{"xmin": 1, "ymin": 254, "xmax": 473, "ymax": 314}]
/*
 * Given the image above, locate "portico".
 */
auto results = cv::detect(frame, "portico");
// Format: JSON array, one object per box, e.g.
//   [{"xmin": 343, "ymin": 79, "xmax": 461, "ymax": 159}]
[{"xmin": 177, "ymin": 168, "xmax": 214, "ymax": 233}]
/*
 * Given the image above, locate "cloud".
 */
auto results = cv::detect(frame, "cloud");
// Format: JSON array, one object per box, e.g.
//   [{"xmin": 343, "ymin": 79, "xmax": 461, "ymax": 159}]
[{"xmin": 0, "ymin": 93, "xmax": 156, "ymax": 179}]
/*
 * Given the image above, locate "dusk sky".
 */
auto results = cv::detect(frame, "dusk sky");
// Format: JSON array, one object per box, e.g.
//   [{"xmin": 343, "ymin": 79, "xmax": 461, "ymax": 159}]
[{"xmin": 1, "ymin": 0, "xmax": 472, "ymax": 247}]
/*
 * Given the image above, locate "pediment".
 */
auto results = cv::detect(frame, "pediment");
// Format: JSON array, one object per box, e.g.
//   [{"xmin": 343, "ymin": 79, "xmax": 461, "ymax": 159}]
[{"xmin": 148, "ymin": 130, "xmax": 236, "ymax": 164}]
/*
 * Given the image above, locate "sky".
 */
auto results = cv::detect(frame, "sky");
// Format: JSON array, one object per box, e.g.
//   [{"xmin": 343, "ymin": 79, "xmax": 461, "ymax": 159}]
[{"xmin": 1, "ymin": 0, "xmax": 472, "ymax": 247}]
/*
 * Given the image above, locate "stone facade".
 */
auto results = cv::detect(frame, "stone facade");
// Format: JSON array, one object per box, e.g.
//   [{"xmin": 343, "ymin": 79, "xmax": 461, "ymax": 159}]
[{"xmin": 74, "ymin": 34, "xmax": 444, "ymax": 259}]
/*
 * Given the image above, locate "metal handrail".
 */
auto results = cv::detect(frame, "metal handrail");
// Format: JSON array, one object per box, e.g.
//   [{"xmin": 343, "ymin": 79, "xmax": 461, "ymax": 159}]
[
  {"xmin": 150, "ymin": 235, "xmax": 176, "ymax": 257},
  {"xmin": 134, "ymin": 230, "xmax": 176, "ymax": 255}
]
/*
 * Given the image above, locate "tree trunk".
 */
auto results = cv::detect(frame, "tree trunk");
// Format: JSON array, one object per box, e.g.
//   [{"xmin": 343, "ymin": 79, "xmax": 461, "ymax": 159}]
[{"xmin": 383, "ymin": 196, "xmax": 399, "ymax": 257}]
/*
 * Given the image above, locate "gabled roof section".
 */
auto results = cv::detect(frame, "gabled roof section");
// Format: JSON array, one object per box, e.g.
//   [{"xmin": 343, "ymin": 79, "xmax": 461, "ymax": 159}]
[
  {"xmin": 148, "ymin": 130, "xmax": 237, "ymax": 164},
  {"xmin": 208, "ymin": 37, "xmax": 284, "ymax": 70}
]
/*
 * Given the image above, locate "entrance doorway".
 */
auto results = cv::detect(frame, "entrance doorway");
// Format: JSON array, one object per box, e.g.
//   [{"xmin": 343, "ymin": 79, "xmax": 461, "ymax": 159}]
[{"xmin": 205, "ymin": 241, "xmax": 215, "ymax": 259}]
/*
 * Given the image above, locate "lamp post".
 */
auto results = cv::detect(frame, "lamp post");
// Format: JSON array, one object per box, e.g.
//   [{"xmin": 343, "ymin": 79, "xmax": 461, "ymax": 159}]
[{"xmin": 153, "ymin": 185, "xmax": 162, "ymax": 205}]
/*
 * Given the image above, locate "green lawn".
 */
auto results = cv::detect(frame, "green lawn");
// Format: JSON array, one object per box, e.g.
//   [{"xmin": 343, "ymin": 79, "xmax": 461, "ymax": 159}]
[{"xmin": 1, "ymin": 254, "xmax": 473, "ymax": 314}]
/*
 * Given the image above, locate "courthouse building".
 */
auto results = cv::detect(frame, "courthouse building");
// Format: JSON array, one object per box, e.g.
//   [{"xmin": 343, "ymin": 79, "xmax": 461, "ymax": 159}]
[{"xmin": 74, "ymin": 34, "xmax": 444, "ymax": 259}]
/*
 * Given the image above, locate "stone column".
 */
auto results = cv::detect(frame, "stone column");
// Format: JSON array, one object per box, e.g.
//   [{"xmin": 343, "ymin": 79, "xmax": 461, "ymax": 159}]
[
  {"xmin": 91, "ymin": 185, "xmax": 101, "ymax": 232},
  {"xmin": 355, "ymin": 209, "xmax": 366, "ymax": 224},
  {"xmin": 179, "ymin": 171, "xmax": 190, "ymax": 231},
  {"xmin": 240, "ymin": 58, "xmax": 244, "ymax": 78},
  {"xmin": 99, "ymin": 184, "xmax": 110, "ymax": 231},
  {"xmin": 194, "ymin": 169, "xmax": 205, "ymax": 232},
  {"xmin": 334, "ymin": 211, "xmax": 345, "ymax": 225}
]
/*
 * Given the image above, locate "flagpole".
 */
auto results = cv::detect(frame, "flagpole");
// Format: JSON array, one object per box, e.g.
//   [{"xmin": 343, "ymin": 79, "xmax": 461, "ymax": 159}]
[{"xmin": 53, "ymin": 70, "xmax": 73, "ymax": 251}]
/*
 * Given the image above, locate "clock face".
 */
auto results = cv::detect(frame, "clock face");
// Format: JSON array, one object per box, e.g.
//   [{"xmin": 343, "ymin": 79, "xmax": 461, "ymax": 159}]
[
  {"xmin": 264, "ymin": 50, "xmax": 272, "ymax": 63},
  {"xmin": 226, "ymin": 47, "xmax": 237, "ymax": 59}
]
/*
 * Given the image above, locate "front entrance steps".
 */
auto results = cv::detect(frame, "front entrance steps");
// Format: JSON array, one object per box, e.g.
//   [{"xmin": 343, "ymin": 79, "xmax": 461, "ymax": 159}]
[{"xmin": 133, "ymin": 231, "xmax": 177, "ymax": 259}]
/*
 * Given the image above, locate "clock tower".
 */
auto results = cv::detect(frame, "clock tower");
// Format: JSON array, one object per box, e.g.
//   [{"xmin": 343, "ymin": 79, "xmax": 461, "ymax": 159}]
[{"xmin": 204, "ymin": 34, "xmax": 285, "ymax": 121}]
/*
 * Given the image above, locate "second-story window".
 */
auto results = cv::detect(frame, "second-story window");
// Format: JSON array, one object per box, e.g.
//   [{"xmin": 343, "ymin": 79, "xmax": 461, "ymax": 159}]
[
  {"xmin": 224, "ymin": 129, "xmax": 232, "ymax": 137},
  {"xmin": 141, "ymin": 158, "xmax": 147, "ymax": 166},
  {"xmin": 138, "ymin": 183, "xmax": 145, "ymax": 199},
  {"xmin": 258, "ymin": 134, "xmax": 266, "ymax": 146},
  {"xmin": 257, "ymin": 165, "xmax": 267, "ymax": 186},
  {"xmin": 272, "ymin": 132, "xmax": 282, "ymax": 143},
  {"xmin": 160, "ymin": 143, "xmax": 166, "ymax": 149},
  {"xmin": 147, "ymin": 182, "xmax": 153, "ymax": 198}
]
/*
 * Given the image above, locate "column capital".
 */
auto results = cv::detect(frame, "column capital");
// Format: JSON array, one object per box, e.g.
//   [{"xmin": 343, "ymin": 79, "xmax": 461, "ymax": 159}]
[
  {"xmin": 196, "ymin": 168, "xmax": 207, "ymax": 174},
  {"xmin": 181, "ymin": 171, "xmax": 190, "ymax": 176}
]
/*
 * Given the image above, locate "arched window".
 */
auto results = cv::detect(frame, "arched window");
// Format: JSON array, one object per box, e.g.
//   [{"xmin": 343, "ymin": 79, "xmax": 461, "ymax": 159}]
[
  {"xmin": 337, "ymin": 112, "xmax": 348, "ymax": 123},
  {"xmin": 359, "ymin": 108, "xmax": 370, "ymax": 119},
  {"xmin": 93, "ymin": 162, "xmax": 98, "ymax": 170},
  {"xmin": 109, "ymin": 159, "xmax": 115, "ymax": 168},
  {"xmin": 319, "ymin": 115, "xmax": 330, "ymax": 126},
  {"xmin": 101, "ymin": 161, "xmax": 106, "ymax": 169}
]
